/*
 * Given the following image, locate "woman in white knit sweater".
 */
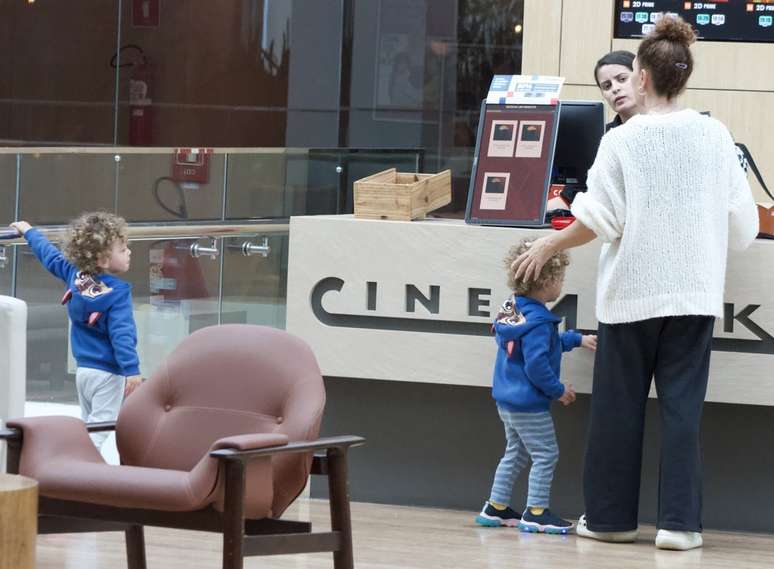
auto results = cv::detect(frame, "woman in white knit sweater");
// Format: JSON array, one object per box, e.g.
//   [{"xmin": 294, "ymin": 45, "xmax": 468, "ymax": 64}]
[{"xmin": 513, "ymin": 17, "xmax": 758, "ymax": 550}]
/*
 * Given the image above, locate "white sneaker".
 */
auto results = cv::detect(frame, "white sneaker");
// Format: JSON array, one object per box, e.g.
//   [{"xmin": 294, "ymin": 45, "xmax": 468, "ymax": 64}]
[
  {"xmin": 576, "ymin": 514, "xmax": 639, "ymax": 543},
  {"xmin": 655, "ymin": 530, "xmax": 703, "ymax": 550}
]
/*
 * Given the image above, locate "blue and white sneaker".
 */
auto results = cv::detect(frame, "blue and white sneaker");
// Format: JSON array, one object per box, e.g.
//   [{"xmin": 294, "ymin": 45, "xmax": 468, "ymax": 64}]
[
  {"xmin": 518, "ymin": 508, "xmax": 574, "ymax": 534},
  {"xmin": 475, "ymin": 501, "xmax": 521, "ymax": 527}
]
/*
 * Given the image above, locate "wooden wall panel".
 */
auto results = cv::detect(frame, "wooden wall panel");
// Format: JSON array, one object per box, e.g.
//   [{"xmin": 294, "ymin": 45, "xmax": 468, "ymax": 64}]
[
  {"xmin": 613, "ymin": 39, "xmax": 774, "ymax": 93},
  {"xmin": 522, "ymin": 0, "xmax": 563, "ymax": 75},
  {"xmin": 560, "ymin": 0, "xmax": 615, "ymax": 85},
  {"xmin": 524, "ymin": 1, "xmax": 773, "ymax": 203}
]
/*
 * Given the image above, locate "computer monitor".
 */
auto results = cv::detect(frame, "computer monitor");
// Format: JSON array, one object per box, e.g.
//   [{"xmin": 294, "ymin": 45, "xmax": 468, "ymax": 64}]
[{"xmin": 552, "ymin": 100, "xmax": 606, "ymax": 187}]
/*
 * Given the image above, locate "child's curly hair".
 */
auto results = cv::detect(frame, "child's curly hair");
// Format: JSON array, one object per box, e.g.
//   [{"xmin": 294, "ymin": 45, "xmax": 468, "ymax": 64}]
[
  {"xmin": 504, "ymin": 239, "xmax": 569, "ymax": 296},
  {"xmin": 64, "ymin": 212, "xmax": 128, "ymax": 274}
]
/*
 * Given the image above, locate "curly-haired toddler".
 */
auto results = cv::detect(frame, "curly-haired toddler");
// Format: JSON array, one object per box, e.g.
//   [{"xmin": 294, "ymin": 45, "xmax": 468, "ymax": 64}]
[
  {"xmin": 475, "ymin": 239, "xmax": 596, "ymax": 534},
  {"xmin": 11, "ymin": 212, "xmax": 142, "ymax": 449}
]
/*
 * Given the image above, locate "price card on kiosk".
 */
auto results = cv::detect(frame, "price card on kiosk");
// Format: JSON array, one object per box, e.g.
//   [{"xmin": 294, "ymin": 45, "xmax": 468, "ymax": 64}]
[{"xmin": 486, "ymin": 75, "xmax": 565, "ymax": 105}]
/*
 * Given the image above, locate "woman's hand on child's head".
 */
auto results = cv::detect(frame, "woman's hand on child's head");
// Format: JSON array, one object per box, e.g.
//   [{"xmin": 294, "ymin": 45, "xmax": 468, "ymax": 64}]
[
  {"xmin": 558, "ymin": 384, "xmax": 576, "ymax": 406},
  {"xmin": 124, "ymin": 375, "xmax": 143, "ymax": 398},
  {"xmin": 512, "ymin": 236, "xmax": 557, "ymax": 282},
  {"xmin": 581, "ymin": 334, "xmax": 598, "ymax": 351},
  {"xmin": 10, "ymin": 221, "xmax": 31, "ymax": 236}
]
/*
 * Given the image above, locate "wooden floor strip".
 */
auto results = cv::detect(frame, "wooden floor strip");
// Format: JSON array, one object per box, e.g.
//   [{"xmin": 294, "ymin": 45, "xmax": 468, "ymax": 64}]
[{"xmin": 35, "ymin": 499, "xmax": 774, "ymax": 569}]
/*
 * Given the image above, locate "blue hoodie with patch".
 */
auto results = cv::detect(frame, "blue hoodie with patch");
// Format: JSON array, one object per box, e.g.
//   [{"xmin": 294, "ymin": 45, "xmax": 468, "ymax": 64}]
[
  {"xmin": 492, "ymin": 295, "xmax": 582, "ymax": 413},
  {"xmin": 24, "ymin": 228, "xmax": 140, "ymax": 377}
]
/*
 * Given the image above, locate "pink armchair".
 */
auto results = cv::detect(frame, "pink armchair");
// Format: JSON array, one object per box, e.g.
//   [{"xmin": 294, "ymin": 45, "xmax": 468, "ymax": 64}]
[{"xmin": 1, "ymin": 324, "xmax": 363, "ymax": 569}]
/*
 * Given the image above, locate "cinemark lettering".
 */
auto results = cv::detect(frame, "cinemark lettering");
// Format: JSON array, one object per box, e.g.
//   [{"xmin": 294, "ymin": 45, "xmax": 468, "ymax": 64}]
[{"xmin": 310, "ymin": 277, "xmax": 774, "ymax": 355}]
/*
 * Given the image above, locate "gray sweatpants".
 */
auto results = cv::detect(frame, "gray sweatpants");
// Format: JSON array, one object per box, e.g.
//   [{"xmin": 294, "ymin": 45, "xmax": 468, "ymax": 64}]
[
  {"xmin": 75, "ymin": 367, "xmax": 125, "ymax": 449},
  {"xmin": 488, "ymin": 407, "xmax": 559, "ymax": 509}
]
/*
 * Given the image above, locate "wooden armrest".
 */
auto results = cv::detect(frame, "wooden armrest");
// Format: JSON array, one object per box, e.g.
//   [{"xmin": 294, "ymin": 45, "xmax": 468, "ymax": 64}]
[
  {"xmin": 0, "ymin": 427, "xmax": 21, "ymax": 441},
  {"xmin": 85, "ymin": 421, "xmax": 117, "ymax": 433},
  {"xmin": 210, "ymin": 435, "xmax": 365, "ymax": 462}
]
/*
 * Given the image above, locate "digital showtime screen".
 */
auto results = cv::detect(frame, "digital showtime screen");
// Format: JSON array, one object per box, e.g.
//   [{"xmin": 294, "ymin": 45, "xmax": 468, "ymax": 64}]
[{"xmin": 614, "ymin": 1, "xmax": 774, "ymax": 43}]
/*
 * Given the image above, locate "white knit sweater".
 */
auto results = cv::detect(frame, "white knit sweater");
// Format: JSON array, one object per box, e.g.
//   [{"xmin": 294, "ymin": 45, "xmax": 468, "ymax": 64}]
[{"xmin": 571, "ymin": 109, "xmax": 759, "ymax": 324}]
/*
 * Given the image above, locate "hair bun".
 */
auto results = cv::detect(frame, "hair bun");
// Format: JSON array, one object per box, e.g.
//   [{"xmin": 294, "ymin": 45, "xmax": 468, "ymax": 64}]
[{"xmin": 651, "ymin": 15, "xmax": 697, "ymax": 46}]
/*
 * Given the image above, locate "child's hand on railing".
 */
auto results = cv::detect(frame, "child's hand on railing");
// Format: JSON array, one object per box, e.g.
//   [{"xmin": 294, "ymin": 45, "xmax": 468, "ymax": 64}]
[{"xmin": 9, "ymin": 221, "xmax": 31, "ymax": 236}]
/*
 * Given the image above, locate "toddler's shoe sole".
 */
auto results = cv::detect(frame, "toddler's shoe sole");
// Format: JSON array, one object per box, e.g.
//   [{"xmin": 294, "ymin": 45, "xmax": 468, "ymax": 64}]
[
  {"xmin": 475, "ymin": 514, "xmax": 520, "ymax": 528},
  {"xmin": 518, "ymin": 520, "xmax": 574, "ymax": 535}
]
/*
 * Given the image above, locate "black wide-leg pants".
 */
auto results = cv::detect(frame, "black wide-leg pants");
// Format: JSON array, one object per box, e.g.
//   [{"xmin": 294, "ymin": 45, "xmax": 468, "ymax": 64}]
[{"xmin": 583, "ymin": 315, "xmax": 715, "ymax": 533}]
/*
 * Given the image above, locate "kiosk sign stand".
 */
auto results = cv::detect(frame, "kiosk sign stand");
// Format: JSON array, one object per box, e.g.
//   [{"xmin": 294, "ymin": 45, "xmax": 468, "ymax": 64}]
[{"xmin": 465, "ymin": 75, "xmax": 564, "ymax": 227}]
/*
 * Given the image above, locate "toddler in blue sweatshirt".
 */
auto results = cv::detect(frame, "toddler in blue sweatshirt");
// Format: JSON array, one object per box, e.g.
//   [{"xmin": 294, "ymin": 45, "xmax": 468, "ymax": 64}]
[
  {"xmin": 476, "ymin": 239, "xmax": 596, "ymax": 534},
  {"xmin": 11, "ymin": 213, "xmax": 142, "ymax": 449}
]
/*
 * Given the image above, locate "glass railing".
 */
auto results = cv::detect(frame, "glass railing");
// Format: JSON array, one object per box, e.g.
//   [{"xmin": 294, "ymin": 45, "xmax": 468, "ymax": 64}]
[
  {"xmin": 0, "ymin": 147, "xmax": 423, "ymax": 404},
  {"xmin": 1, "ymin": 147, "xmax": 423, "ymax": 223},
  {"xmin": 3, "ymin": 222, "xmax": 289, "ymax": 404}
]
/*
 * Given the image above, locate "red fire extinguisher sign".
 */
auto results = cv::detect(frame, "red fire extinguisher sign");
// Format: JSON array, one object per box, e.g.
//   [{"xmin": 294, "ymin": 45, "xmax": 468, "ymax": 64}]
[
  {"xmin": 172, "ymin": 148, "xmax": 213, "ymax": 184},
  {"xmin": 132, "ymin": 0, "xmax": 160, "ymax": 28}
]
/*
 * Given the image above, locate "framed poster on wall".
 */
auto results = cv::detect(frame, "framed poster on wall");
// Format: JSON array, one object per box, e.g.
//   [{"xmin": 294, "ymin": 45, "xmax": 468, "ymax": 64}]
[{"xmin": 465, "ymin": 101, "xmax": 560, "ymax": 226}]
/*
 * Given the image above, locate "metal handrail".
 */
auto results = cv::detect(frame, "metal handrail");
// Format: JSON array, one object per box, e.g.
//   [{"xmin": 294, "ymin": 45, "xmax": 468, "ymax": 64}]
[{"xmin": 0, "ymin": 219, "xmax": 289, "ymax": 246}]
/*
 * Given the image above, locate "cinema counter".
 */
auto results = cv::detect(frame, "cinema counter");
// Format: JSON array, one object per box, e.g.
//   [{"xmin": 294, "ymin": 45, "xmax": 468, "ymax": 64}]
[
  {"xmin": 287, "ymin": 214, "xmax": 774, "ymax": 533},
  {"xmin": 287, "ymin": 215, "xmax": 773, "ymax": 404}
]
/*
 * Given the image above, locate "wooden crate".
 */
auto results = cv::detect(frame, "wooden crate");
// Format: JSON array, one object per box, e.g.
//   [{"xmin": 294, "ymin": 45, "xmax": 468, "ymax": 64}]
[{"xmin": 353, "ymin": 168, "xmax": 452, "ymax": 221}]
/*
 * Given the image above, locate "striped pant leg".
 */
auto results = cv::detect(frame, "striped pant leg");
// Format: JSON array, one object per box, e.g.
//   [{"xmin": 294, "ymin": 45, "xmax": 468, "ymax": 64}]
[
  {"xmin": 488, "ymin": 406, "xmax": 530, "ymax": 506},
  {"xmin": 513, "ymin": 411, "xmax": 559, "ymax": 508}
]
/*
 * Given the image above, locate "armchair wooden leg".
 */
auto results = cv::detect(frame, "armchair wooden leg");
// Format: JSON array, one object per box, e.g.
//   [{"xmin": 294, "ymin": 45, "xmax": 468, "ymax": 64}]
[
  {"xmin": 222, "ymin": 460, "xmax": 246, "ymax": 569},
  {"xmin": 328, "ymin": 448, "xmax": 354, "ymax": 569},
  {"xmin": 6, "ymin": 439, "xmax": 21, "ymax": 475},
  {"xmin": 125, "ymin": 525, "xmax": 147, "ymax": 569}
]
